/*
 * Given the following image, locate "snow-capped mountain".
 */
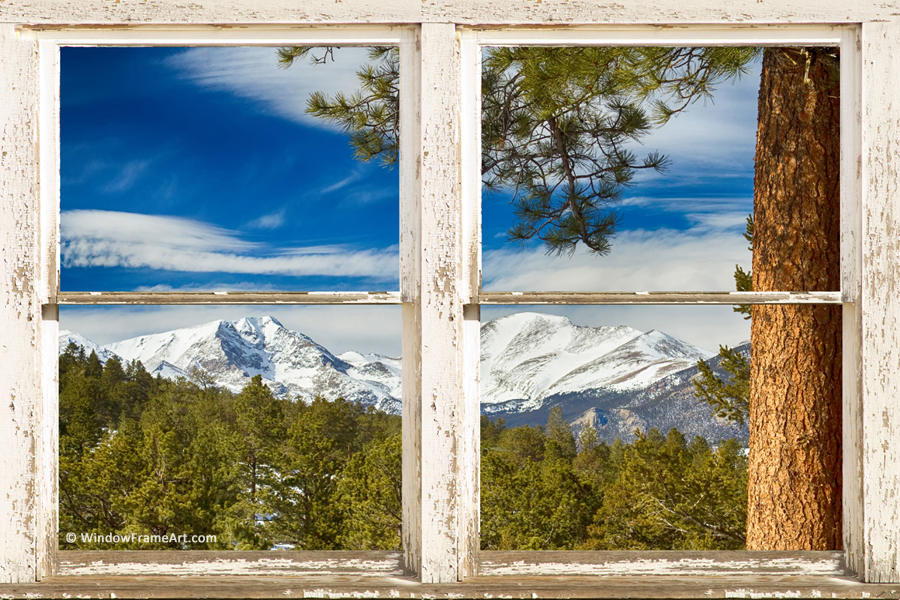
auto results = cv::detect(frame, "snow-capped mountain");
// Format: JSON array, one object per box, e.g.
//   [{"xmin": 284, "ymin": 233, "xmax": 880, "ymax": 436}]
[
  {"xmin": 59, "ymin": 330, "xmax": 117, "ymax": 364},
  {"xmin": 59, "ymin": 313, "xmax": 746, "ymax": 441},
  {"xmin": 478, "ymin": 313, "xmax": 746, "ymax": 442},
  {"xmin": 567, "ymin": 342, "xmax": 750, "ymax": 444},
  {"xmin": 480, "ymin": 312, "xmax": 714, "ymax": 415},
  {"xmin": 104, "ymin": 316, "xmax": 401, "ymax": 413}
]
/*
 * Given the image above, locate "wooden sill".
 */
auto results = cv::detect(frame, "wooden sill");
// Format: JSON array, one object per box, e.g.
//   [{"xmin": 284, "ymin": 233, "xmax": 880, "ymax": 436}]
[{"xmin": 0, "ymin": 551, "xmax": 896, "ymax": 599}]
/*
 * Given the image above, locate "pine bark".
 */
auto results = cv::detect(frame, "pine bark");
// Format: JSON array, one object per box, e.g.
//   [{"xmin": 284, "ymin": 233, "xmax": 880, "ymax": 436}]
[{"xmin": 747, "ymin": 48, "xmax": 842, "ymax": 550}]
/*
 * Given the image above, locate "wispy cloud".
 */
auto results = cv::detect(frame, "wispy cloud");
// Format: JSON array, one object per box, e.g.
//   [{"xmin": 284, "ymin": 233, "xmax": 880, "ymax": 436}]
[
  {"xmin": 619, "ymin": 195, "xmax": 750, "ymax": 213},
  {"xmin": 632, "ymin": 65, "xmax": 761, "ymax": 175},
  {"xmin": 61, "ymin": 209, "xmax": 397, "ymax": 280},
  {"xmin": 165, "ymin": 47, "xmax": 370, "ymax": 128},
  {"xmin": 317, "ymin": 166, "xmax": 397, "ymax": 205},
  {"xmin": 103, "ymin": 159, "xmax": 151, "ymax": 193},
  {"xmin": 247, "ymin": 210, "xmax": 286, "ymax": 230},
  {"xmin": 321, "ymin": 171, "xmax": 364, "ymax": 194},
  {"xmin": 483, "ymin": 224, "xmax": 750, "ymax": 293}
]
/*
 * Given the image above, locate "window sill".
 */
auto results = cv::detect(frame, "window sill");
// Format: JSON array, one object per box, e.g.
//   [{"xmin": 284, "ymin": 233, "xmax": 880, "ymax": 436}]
[{"xmin": 0, "ymin": 551, "xmax": 896, "ymax": 599}]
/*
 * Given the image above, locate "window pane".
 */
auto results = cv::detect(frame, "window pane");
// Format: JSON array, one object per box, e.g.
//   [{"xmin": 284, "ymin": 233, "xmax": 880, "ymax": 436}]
[
  {"xmin": 58, "ymin": 305, "xmax": 402, "ymax": 550},
  {"xmin": 478, "ymin": 304, "xmax": 841, "ymax": 551},
  {"xmin": 480, "ymin": 305, "xmax": 748, "ymax": 440},
  {"xmin": 61, "ymin": 46, "xmax": 400, "ymax": 292},
  {"xmin": 480, "ymin": 46, "xmax": 839, "ymax": 294}
]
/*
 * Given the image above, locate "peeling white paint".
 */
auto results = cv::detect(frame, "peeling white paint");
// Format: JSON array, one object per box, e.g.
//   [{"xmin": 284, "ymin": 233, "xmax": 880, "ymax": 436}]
[
  {"xmin": 723, "ymin": 590, "xmax": 805, "ymax": 599},
  {"xmin": 479, "ymin": 557, "xmax": 846, "ymax": 577},
  {"xmin": 0, "ymin": 0, "xmax": 899, "ymax": 590},
  {"xmin": 300, "ymin": 590, "xmax": 384, "ymax": 599},
  {"xmin": 859, "ymin": 19, "xmax": 900, "ymax": 585},
  {"xmin": 59, "ymin": 558, "xmax": 406, "ymax": 578}
]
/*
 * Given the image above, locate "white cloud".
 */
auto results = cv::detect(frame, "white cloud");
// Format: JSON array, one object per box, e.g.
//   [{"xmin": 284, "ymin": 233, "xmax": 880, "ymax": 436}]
[
  {"xmin": 619, "ymin": 195, "xmax": 750, "ymax": 214},
  {"xmin": 483, "ymin": 224, "xmax": 751, "ymax": 293},
  {"xmin": 247, "ymin": 210, "xmax": 286, "ymax": 230},
  {"xmin": 61, "ymin": 209, "xmax": 397, "ymax": 280},
  {"xmin": 629, "ymin": 62, "xmax": 761, "ymax": 178},
  {"xmin": 103, "ymin": 160, "xmax": 151, "ymax": 193},
  {"xmin": 165, "ymin": 47, "xmax": 372, "ymax": 128},
  {"xmin": 321, "ymin": 171, "xmax": 364, "ymax": 194},
  {"xmin": 481, "ymin": 207, "xmax": 754, "ymax": 350},
  {"xmin": 60, "ymin": 305, "xmax": 403, "ymax": 356}
]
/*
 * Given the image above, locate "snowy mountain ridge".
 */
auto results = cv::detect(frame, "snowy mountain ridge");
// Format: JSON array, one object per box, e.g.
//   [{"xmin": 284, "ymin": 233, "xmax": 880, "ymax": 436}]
[
  {"xmin": 59, "ymin": 313, "xmax": 744, "ymax": 442},
  {"xmin": 480, "ymin": 312, "xmax": 714, "ymax": 414},
  {"xmin": 62, "ymin": 316, "xmax": 401, "ymax": 414}
]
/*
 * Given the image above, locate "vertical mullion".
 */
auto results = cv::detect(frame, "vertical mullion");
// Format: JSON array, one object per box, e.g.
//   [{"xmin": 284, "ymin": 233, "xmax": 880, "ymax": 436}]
[
  {"xmin": 37, "ymin": 39, "xmax": 60, "ymax": 580},
  {"xmin": 458, "ymin": 32, "xmax": 482, "ymax": 579},
  {"xmin": 859, "ymin": 19, "xmax": 900, "ymax": 584},
  {"xmin": 840, "ymin": 25, "xmax": 865, "ymax": 579},
  {"xmin": 399, "ymin": 26, "xmax": 423, "ymax": 576},
  {"xmin": 38, "ymin": 40, "xmax": 59, "ymax": 307},
  {"xmin": 416, "ymin": 22, "xmax": 465, "ymax": 584}
]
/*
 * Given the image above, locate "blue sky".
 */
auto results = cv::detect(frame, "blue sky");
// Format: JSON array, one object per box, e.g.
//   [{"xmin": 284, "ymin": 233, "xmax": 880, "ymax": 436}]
[
  {"xmin": 60, "ymin": 46, "xmax": 758, "ymax": 355},
  {"xmin": 61, "ymin": 46, "xmax": 399, "ymax": 293}
]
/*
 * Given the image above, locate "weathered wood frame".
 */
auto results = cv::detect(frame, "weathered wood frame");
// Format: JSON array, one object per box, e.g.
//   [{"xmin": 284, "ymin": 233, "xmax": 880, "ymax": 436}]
[{"xmin": 1, "ymin": 4, "xmax": 899, "ymax": 590}]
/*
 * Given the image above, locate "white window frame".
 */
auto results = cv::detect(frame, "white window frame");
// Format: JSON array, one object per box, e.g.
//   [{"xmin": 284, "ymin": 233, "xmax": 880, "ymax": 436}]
[
  {"xmin": 1, "ymin": 7, "xmax": 899, "ymax": 591},
  {"xmin": 458, "ymin": 23, "xmax": 863, "ymax": 578}
]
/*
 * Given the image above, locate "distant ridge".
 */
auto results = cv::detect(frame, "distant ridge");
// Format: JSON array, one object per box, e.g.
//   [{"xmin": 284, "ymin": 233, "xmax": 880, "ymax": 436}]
[{"xmin": 60, "ymin": 313, "xmax": 748, "ymax": 442}]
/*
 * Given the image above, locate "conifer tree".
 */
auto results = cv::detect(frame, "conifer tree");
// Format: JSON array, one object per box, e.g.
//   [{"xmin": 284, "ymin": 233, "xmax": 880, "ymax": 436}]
[
  {"xmin": 284, "ymin": 45, "xmax": 842, "ymax": 550},
  {"xmin": 280, "ymin": 46, "xmax": 752, "ymax": 255}
]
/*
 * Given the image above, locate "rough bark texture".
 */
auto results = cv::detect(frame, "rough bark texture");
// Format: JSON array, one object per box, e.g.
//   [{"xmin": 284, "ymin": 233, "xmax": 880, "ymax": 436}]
[{"xmin": 747, "ymin": 48, "xmax": 842, "ymax": 550}]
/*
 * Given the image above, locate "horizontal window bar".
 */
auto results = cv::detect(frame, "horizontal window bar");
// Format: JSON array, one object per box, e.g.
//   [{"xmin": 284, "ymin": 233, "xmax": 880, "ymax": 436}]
[
  {"xmin": 477, "ymin": 550, "xmax": 846, "ymax": 577},
  {"xmin": 54, "ymin": 291, "xmax": 844, "ymax": 306},
  {"xmin": 479, "ymin": 291, "xmax": 843, "ymax": 305},
  {"xmin": 56, "ymin": 291, "xmax": 403, "ymax": 305},
  {"xmin": 18, "ymin": 24, "xmax": 407, "ymax": 44},
  {"xmin": 464, "ymin": 24, "xmax": 846, "ymax": 46},
  {"xmin": 58, "ymin": 550, "xmax": 405, "ymax": 577}
]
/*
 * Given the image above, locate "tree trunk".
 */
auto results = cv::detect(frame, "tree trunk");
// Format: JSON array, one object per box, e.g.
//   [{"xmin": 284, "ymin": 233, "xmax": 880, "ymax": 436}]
[{"xmin": 747, "ymin": 47, "xmax": 842, "ymax": 550}]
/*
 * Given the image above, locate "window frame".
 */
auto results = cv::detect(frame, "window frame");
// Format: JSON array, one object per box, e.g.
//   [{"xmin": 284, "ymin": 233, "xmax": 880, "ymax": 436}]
[
  {"xmin": 32, "ymin": 24, "xmax": 419, "ymax": 577},
  {"xmin": 3, "ymin": 12, "xmax": 899, "ymax": 590},
  {"xmin": 459, "ymin": 23, "xmax": 861, "ymax": 575}
]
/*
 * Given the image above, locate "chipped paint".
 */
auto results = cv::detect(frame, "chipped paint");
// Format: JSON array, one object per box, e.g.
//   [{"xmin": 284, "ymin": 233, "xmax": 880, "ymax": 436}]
[
  {"xmin": 857, "ymin": 20, "xmax": 900, "ymax": 584},
  {"xmin": 57, "ymin": 292, "xmax": 403, "ymax": 305},
  {"xmin": 479, "ymin": 292, "xmax": 843, "ymax": 305},
  {"xmin": 60, "ymin": 558, "xmax": 406, "ymax": 578},
  {"xmin": 3, "ymin": 1, "xmax": 900, "ymax": 27},
  {"xmin": 0, "ymin": 1, "xmax": 899, "ymax": 590},
  {"xmin": 0, "ymin": 22, "xmax": 41, "ymax": 586},
  {"xmin": 478, "ymin": 555, "xmax": 846, "ymax": 577}
]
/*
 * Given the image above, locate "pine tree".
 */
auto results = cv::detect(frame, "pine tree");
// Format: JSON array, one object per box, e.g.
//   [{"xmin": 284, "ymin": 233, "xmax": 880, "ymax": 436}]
[
  {"xmin": 284, "ymin": 45, "xmax": 842, "ymax": 550},
  {"xmin": 281, "ymin": 46, "xmax": 752, "ymax": 255},
  {"xmin": 747, "ymin": 47, "xmax": 841, "ymax": 550}
]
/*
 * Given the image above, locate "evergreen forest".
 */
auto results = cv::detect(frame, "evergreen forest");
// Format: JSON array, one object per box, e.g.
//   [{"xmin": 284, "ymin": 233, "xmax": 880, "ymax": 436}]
[{"xmin": 59, "ymin": 342, "xmax": 748, "ymax": 551}]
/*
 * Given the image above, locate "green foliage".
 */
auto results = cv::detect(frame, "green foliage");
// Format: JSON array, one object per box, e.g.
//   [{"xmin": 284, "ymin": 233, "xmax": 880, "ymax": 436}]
[
  {"xmin": 480, "ymin": 414, "xmax": 747, "ymax": 551},
  {"xmin": 58, "ymin": 344, "xmax": 401, "ymax": 550},
  {"xmin": 280, "ymin": 45, "xmax": 758, "ymax": 256},
  {"xmin": 279, "ymin": 47, "xmax": 399, "ymax": 167},
  {"xmin": 60, "ymin": 343, "xmax": 747, "ymax": 551},
  {"xmin": 337, "ymin": 434, "xmax": 402, "ymax": 549},
  {"xmin": 694, "ymin": 213, "xmax": 752, "ymax": 427},
  {"xmin": 583, "ymin": 429, "xmax": 747, "ymax": 550},
  {"xmin": 694, "ymin": 346, "xmax": 751, "ymax": 427},
  {"xmin": 734, "ymin": 214, "xmax": 754, "ymax": 318},
  {"xmin": 481, "ymin": 421, "xmax": 597, "ymax": 549}
]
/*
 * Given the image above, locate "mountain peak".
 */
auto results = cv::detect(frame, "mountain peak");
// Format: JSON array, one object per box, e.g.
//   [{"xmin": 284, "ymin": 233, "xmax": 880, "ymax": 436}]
[
  {"xmin": 232, "ymin": 316, "xmax": 286, "ymax": 344},
  {"xmin": 236, "ymin": 315, "xmax": 283, "ymax": 330}
]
